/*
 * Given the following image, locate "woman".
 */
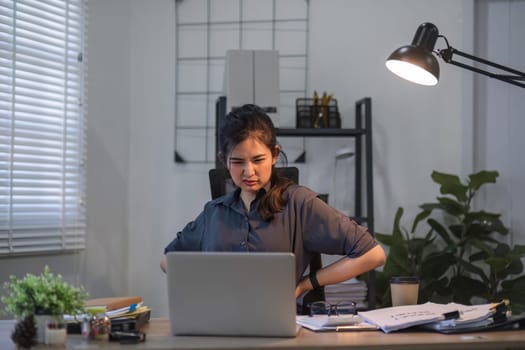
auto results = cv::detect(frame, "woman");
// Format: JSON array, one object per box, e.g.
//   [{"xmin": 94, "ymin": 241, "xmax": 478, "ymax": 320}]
[{"xmin": 161, "ymin": 104, "xmax": 385, "ymax": 299}]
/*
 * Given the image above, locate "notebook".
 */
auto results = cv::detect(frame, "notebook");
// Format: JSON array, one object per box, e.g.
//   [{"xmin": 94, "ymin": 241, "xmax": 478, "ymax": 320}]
[{"xmin": 166, "ymin": 251, "xmax": 297, "ymax": 337}]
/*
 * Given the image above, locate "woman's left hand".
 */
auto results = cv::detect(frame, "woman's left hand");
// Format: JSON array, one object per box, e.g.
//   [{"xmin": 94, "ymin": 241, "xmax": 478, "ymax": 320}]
[{"xmin": 295, "ymin": 276, "xmax": 312, "ymax": 299}]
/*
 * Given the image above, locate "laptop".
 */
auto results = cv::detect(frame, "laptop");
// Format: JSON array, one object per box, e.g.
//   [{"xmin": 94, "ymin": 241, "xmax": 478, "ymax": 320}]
[{"xmin": 166, "ymin": 251, "xmax": 297, "ymax": 337}]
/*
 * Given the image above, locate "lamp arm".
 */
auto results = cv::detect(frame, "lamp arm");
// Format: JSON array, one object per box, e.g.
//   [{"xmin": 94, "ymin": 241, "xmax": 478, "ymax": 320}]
[{"xmin": 438, "ymin": 47, "xmax": 525, "ymax": 88}]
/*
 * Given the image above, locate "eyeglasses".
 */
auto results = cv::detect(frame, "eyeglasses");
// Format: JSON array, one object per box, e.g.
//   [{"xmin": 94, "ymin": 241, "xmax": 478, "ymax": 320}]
[{"xmin": 308, "ymin": 301, "xmax": 357, "ymax": 317}]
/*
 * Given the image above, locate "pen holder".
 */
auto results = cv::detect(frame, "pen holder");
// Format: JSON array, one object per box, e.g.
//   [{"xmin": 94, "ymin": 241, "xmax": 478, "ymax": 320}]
[{"xmin": 296, "ymin": 98, "xmax": 341, "ymax": 129}]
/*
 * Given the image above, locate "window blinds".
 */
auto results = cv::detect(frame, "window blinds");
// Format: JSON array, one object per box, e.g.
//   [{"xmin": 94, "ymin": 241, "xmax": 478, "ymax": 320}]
[{"xmin": 0, "ymin": 0, "xmax": 87, "ymax": 255}]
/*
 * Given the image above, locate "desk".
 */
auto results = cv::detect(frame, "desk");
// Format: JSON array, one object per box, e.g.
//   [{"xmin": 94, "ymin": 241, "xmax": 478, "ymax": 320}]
[{"xmin": 1, "ymin": 318, "xmax": 525, "ymax": 350}]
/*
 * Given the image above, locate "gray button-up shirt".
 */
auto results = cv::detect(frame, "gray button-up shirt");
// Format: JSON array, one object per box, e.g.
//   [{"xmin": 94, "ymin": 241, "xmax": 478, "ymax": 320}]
[{"xmin": 164, "ymin": 185, "xmax": 377, "ymax": 282}]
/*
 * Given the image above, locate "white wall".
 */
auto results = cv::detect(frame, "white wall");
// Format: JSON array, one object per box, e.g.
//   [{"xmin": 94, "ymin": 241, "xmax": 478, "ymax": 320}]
[
  {"xmin": 306, "ymin": 0, "xmax": 468, "ymax": 228},
  {"xmin": 474, "ymin": 0, "xmax": 525, "ymax": 245},
  {"xmin": 3, "ymin": 0, "xmax": 523, "ymax": 319}
]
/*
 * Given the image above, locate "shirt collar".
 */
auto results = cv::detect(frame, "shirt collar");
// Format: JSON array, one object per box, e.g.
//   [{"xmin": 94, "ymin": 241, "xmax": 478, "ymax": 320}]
[{"xmin": 214, "ymin": 187, "xmax": 267, "ymax": 208}]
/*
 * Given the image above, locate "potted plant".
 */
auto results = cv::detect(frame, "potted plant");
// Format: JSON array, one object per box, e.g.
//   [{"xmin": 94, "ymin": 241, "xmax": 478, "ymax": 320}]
[
  {"xmin": 2, "ymin": 266, "xmax": 88, "ymax": 344},
  {"xmin": 364, "ymin": 170, "xmax": 525, "ymax": 313},
  {"xmin": 369, "ymin": 206, "xmax": 453, "ymax": 306}
]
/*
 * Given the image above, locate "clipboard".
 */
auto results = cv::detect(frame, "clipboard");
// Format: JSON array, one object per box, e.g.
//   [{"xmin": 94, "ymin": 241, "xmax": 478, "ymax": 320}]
[{"xmin": 424, "ymin": 314, "xmax": 525, "ymax": 334}]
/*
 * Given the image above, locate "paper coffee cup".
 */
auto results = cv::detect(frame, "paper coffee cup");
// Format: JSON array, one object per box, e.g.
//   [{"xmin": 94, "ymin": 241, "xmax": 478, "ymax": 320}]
[{"xmin": 390, "ymin": 276, "xmax": 419, "ymax": 306}]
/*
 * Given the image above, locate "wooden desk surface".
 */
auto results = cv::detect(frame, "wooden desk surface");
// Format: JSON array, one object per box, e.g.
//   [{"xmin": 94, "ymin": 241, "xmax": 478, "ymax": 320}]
[{"xmin": 1, "ymin": 318, "xmax": 525, "ymax": 350}]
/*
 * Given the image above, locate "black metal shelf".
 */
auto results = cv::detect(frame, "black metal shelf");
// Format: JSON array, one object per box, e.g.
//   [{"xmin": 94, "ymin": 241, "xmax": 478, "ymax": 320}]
[{"xmin": 274, "ymin": 97, "xmax": 375, "ymax": 309}]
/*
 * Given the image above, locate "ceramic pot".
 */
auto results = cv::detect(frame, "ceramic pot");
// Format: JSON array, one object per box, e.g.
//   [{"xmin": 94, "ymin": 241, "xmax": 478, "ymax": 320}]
[
  {"xmin": 45, "ymin": 327, "xmax": 67, "ymax": 345},
  {"xmin": 34, "ymin": 315, "xmax": 54, "ymax": 343}
]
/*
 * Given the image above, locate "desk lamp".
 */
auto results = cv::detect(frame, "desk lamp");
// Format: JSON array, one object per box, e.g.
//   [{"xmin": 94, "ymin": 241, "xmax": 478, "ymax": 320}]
[{"xmin": 385, "ymin": 22, "xmax": 525, "ymax": 88}]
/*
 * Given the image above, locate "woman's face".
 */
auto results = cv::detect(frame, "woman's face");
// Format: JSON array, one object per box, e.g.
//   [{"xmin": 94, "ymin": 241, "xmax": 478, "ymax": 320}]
[{"xmin": 227, "ymin": 136, "xmax": 278, "ymax": 195}]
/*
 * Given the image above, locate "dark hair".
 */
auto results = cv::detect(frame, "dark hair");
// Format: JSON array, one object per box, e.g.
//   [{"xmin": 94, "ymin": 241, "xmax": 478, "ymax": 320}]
[{"xmin": 218, "ymin": 104, "xmax": 294, "ymax": 221}]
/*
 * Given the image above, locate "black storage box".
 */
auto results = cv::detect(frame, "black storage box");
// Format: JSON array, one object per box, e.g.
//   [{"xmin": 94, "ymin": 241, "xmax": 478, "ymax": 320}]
[{"xmin": 296, "ymin": 98, "xmax": 341, "ymax": 128}]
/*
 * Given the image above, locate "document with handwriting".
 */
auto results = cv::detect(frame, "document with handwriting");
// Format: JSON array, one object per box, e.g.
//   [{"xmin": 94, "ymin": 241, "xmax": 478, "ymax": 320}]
[{"xmin": 358, "ymin": 302, "xmax": 496, "ymax": 333}]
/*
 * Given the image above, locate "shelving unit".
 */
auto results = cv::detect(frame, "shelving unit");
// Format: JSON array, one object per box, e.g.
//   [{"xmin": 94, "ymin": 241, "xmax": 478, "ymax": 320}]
[{"xmin": 215, "ymin": 97, "xmax": 376, "ymax": 308}]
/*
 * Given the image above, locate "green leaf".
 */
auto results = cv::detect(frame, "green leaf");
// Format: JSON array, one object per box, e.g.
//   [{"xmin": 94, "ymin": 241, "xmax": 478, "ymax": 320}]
[
  {"xmin": 421, "ymin": 277, "xmax": 450, "ymax": 302},
  {"xmin": 468, "ymin": 170, "xmax": 499, "ymax": 192},
  {"xmin": 494, "ymin": 243, "xmax": 511, "ymax": 257},
  {"xmin": 448, "ymin": 224, "xmax": 463, "ymax": 239},
  {"xmin": 501, "ymin": 275, "xmax": 525, "ymax": 290},
  {"xmin": 407, "ymin": 238, "xmax": 430, "ymax": 254},
  {"xmin": 427, "ymin": 218, "xmax": 453, "ymax": 246},
  {"xmin": 469, "ymin": 239, "xmax": 495, "ymax": 256},
  {"xmin": 436, "ymin": 197, "xmax": 465, "ymax": 216},
  {"xmin": 464, "ymin": 211, "xmax": 509, "ymax": 235},
  {"xmin": 383, "ymin": 244, "xmax": 411, "ymax": 277},
  {"xmin": 497, "ymin": 276, "xmax": 525, "ymax": 313},
  {"xmin": 485, "ymin": 256, "xmax": 511, "ymax": 276},
  {"xmin": 411, "ymin": 210, "xmax": 431, "ymax": 233},
  {"xmin": 457, "ymin": 258, "xmax": 489, "ymax": 283},
  {"xmin": 431, "ymin": 171, "xmax": 468, "ymax": 202},
  {"xmin": 449, "ymin": 275, "xmax": 488, "ymax": 303},
  {"xmin": 469, "ymin": 250, "xmax": 489, "ymax": 262},
  {"xmin": 503, "ymin": 258, "xmax": 523, "ymax": 277},
  {"xmin": 421, "ymin": 252, "xmax": 455, "ymax": 280},
  {"xmin": 392, "ymin": 207, "xmax": 404, "ymax": 240},
  {"xmin": 419, "ymin": 203, "xmax": 443, "ymax": 212},
  {"xmin": 375, "ymin": 232, "xmax": 394, "ymax": 246},
  {"xmin": 510, "ymin": 244, "xmax": 525, "ymax": 257}
]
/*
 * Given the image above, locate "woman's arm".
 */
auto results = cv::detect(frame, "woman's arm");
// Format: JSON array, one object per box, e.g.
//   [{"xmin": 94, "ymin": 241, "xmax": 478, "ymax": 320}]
[
  {"xmin": 160, "ymin": 255, "xmax": 168, "ymax": 273},
  {"xmin": 295, "ymin": 244, "xmax": 385, "ymax": 298}
]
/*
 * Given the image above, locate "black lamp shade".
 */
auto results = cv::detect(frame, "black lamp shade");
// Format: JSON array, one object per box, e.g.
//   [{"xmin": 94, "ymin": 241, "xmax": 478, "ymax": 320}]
[{"xmin": 386, "ymin": 23, "xmax": 440, "ymax": 86}]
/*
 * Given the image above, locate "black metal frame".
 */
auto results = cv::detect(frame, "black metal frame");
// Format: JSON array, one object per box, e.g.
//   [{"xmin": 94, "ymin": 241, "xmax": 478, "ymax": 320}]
[{"xmin": 436, "ymin": 34, "xmax": 525, "ymax": 88}]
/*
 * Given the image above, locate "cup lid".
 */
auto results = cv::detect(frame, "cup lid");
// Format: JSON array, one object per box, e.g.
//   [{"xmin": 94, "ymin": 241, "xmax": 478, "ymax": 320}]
[{"xmin": 390, "ymin": 276, "xmax": 419, "ymax": 283}]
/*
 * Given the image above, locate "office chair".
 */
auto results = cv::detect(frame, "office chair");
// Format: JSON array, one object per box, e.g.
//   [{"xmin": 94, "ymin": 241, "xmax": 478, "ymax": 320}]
[{"xmin": 208, "ymin": 166, "xmax": 325, "ymax": 315}]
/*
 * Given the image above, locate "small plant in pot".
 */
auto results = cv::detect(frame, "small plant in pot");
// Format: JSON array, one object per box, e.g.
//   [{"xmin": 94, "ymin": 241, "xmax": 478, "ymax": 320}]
[{"xmin": 2, "ymin": 266, "xmax": 88, "ymax": 345}]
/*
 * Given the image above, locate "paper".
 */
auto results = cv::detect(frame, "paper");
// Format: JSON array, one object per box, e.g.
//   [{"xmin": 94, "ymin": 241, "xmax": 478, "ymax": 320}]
[
  {"xmin": 358, "ymin": 302, "xmax": 499, "ymax": 333},
  {"xmin": 296, "ymin": 315, "xmax": 378, "ymax": 332}
]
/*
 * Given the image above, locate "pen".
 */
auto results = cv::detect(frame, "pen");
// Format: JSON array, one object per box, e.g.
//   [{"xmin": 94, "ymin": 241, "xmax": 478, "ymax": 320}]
[{"xmin": 129, "ymin": 303, "xmax": 138, "ymax": 313}]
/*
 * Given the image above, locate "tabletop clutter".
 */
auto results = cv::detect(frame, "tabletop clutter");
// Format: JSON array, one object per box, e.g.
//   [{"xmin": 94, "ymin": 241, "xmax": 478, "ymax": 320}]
[
  {"xmin": 65, "ymin": 296, "xmax": 151, "ymax": 343},
  {"xmin": 298, "ymin": 299, "xmax": 522, "ymax": 333},
  {"xmin": 55, "ymin": 297, "xmax": 521, "ymax": 342}
]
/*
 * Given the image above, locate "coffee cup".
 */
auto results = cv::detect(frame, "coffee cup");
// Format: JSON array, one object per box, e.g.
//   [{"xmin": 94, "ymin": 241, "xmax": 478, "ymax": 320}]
[{"xmin": 390, "ymin": 276, "xmax": 419, "ymax": 306}]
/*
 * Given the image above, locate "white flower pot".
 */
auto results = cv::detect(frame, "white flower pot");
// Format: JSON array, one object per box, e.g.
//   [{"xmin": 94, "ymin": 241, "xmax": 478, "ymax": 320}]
[
  {"xmin": 34, "ymin": 315, "xmax": 54, "ymax": 344},
  {"xmin": 45, "ymin": 327, "xmax": 67, "ymax": 345}
]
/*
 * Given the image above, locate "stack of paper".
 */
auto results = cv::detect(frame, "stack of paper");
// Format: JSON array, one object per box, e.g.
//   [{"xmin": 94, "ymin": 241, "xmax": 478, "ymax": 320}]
[
  {"xmin": 324, "ymin": 278, "xmax": 368, "ymax": 309},
  {"xmin": 358, "ymin": 301, "xmax": 509, "ymax": 333},
  {"xmin": 296, "ymin": 314, "xmax": 378, "ymax": 331}
]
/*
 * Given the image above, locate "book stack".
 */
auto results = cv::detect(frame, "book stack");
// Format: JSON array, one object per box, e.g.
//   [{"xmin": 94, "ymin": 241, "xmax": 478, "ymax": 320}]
[
  {"xmin": 324, "ymin": 278, "xmax": 368, "ymax": 310},
  {"xmin": 85, "ymin": 296, "xmax": 151, "ymax": 333}
]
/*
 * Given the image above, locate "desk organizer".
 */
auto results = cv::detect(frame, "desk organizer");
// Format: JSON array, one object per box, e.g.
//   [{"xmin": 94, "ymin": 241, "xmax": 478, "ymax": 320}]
[{"xmin": 296, "ymin": 98, "xmax": 341, "ymax": 128}]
